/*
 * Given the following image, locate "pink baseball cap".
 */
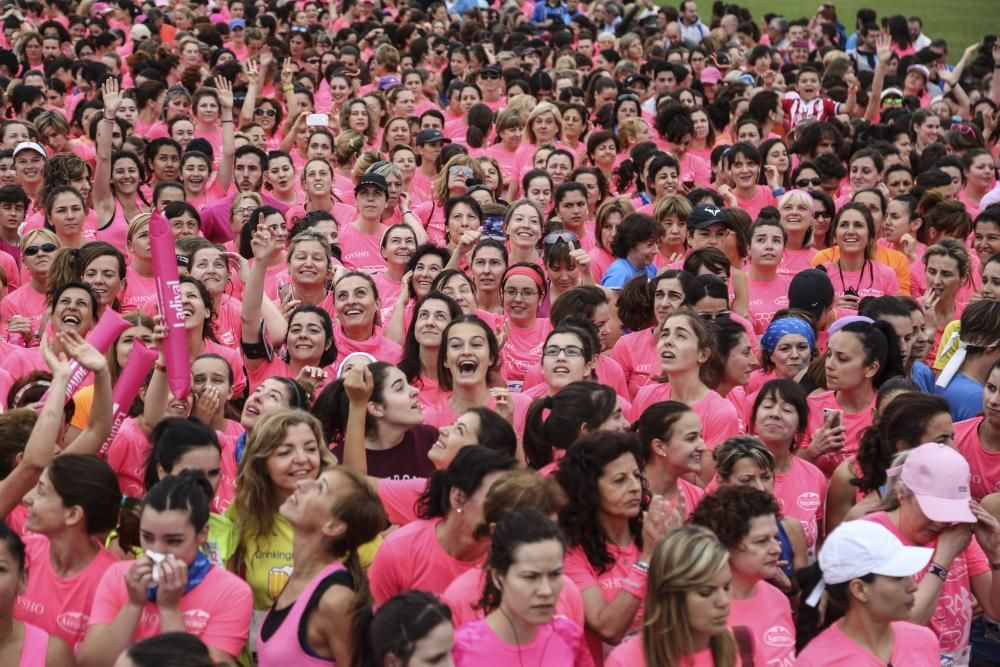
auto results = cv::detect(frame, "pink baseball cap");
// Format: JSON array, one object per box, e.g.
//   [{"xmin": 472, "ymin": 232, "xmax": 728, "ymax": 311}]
[
  {"xmin": 700, "ymin": 66, "xmax": 722, "ymax": 85},
  {"xmin": 893, "ymin": 443, "xmax": 975, "ymax": 523}
]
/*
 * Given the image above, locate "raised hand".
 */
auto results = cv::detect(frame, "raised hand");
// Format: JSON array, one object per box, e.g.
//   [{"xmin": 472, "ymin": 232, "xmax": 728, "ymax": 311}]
[
  {"xmin": 244, "ymin": 59, "xmax": 261, "ymax": 88},
  {"xmin": 215, "ymin": 76, "xmax": 234, "ymax": 112},
  {"xmin": 102, "ymin": 77, "xmax": 122, "ymax": 117},
  {"xmin": 259, "ymin": 45, "xmax": 274, "ymax": 70},
  {"xmin": 876, "ymin": 32, "xmax": 893, "ymax": 63},
  {"xmin": 344, "ymin": 365, "xmax": 374, "ymax": 406},
  {"xmin": 59, "ymin": 331, "xmax": 108, "ymax": 372},
  {"xmin": 250, "ymin": 226, "xmax": 277, "ymax": 261},
  {"xmin": 280, "ymin": 58, "xmax": 295, "ymax": 87},
  {"xmin": 39, "ymin": 332, "xmax": 72, "ymax": 380}
]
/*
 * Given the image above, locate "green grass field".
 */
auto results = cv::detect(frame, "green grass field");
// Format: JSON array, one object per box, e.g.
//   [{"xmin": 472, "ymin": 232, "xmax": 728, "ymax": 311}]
[{"xmin": 670, "ymin": 0, "xmax": 996, "ymax": 64}]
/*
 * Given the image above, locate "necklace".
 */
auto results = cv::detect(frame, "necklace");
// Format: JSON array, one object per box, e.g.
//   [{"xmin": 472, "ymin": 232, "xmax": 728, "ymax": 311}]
[{"xmin": 836, "ymin": 256, "xmax": 869, "ymax": 296}]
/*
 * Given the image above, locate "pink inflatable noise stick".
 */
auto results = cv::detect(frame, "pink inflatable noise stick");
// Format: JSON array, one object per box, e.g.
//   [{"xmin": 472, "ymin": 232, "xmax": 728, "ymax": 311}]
[
  {"xmin": 44, "ymin": 309, "xmax": 131, "ymax": 404},
  {"xmin": 149, "ymin": 208, "xmax": 191, "ymax": 400},
  {"xmin": 99, "ymin": 340, "xmax": 158, "ymax": 456}
]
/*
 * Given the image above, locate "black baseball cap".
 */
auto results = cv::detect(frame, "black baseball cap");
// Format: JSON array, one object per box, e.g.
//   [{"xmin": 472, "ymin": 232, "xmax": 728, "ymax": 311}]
[
  {"xmin": 415, "ymin": 128, "xmax": 451, "ymax": 146},
  {"xmin": 687, "ymin": 203, "xmax": 730, "ymax": 230},
  {"xmin": 788, "ymin": 268, "xmax": 835, "ymax": 315},
  {"xmin": 355, "ymin": 173, "xmax": 388, "ymax": 196}
]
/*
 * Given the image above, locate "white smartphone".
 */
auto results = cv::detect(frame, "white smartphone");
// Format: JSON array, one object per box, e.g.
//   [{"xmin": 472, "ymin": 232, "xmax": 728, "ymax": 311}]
[
  {"xmin": 306, "ymin": 113, "xmax": 329, "ymax": 127},
  {"xmin": 823, "ymin": 408, "xmax": 843, "ymax": 429}
]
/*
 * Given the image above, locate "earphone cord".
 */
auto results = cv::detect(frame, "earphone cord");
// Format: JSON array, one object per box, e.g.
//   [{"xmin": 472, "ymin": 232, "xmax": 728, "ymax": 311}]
[{"xmin": 499, "ymin": 606, "xmax": 525, "ymax": 667}]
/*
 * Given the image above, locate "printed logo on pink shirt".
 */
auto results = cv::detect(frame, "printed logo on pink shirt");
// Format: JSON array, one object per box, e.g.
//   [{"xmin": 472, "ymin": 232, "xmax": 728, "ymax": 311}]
[
  {"xmin": 796, "ymin": 492, "xmax": 821, "ymax": 512},
  {"xmin": 57, "ymin": 612, "xmax": 89, "ymax": 634},
  {"xmin": 183, "ymin": 608, "xmax": 211, "ymax": 631},
  {"xmin": 764, "ymin": 625, "xmax": 795, "ymax": 647},
  {"xmin": 18, "ymin": 598, "xmax": 43, "ymax": 615}
]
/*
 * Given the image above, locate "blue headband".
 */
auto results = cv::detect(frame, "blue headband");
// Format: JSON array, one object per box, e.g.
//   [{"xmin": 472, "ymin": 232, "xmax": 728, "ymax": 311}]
[{"xmin": 761, "ymin": 318, "xmax": 816, "ymax": 355}]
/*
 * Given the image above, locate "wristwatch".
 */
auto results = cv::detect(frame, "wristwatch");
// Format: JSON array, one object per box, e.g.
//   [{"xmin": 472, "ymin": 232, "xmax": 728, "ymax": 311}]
[{"xmin": 928, "ymin": 563, "xmax": 950, "ymax": 581}]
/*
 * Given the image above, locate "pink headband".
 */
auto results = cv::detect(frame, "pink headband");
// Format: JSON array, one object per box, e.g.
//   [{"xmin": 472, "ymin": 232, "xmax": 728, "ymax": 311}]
[{"xmin": 503, "ymin": 265, "xmax": 544, "ymax": 290}]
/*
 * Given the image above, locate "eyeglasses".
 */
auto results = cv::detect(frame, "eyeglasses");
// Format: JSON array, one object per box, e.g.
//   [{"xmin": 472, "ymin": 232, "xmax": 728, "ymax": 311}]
[
  {"xmin": 480, "ymin": 71, "xmax": 502, "ymax": 80},
  {"xmin": 23, "ymin": 242, "xmax": 57, "ymax": 257},
  {"xmin": 543, "ymin": 231, "xmax": 579, "ymax": 246},
  {"xmin": 795, "ymin": 177, "xmax": 822, "ymax": 188},
  {"xmin": 543, "ymin": 344, "xmax": 584, "ymax": 358},
  {"xmin": 234, "ymin": 206, "xmax": 256, "ymax": 215},
  {"xmin": 307, "ymin": 58, "xmax": 321, "ymax": 65},
  {"xmin": 697, "ymin": 310, "xmax": 730, "ymax": 321},
  {"xmin": 449, "ymin": 165, "xmax": 474, "ymax": 178},
  {"xmin": 435, "ymin": 49, "xmax": 447, "ymax": 56},
  {"xmin": 503, "ymin": 287, "xmax": 538, "ymax": 299},
  {"xmin": 254, "ymin": 108, "xmax": 276, "ymax": 117}
]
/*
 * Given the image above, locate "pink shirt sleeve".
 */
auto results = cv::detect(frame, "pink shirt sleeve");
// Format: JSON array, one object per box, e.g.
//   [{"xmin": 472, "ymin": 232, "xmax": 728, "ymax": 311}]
[{"xmin": 376, "ymin": 477, "xmax": 426, "ymax": 525}]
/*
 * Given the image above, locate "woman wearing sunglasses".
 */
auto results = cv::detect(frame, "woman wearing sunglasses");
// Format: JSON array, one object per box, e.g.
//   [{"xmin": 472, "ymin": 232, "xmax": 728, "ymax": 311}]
[
  {"xmin": 541, "ymin": 230, "xmax": 593, "ymax": 314},
  {"xmin": 413, "ymin": 155, "xmax": 484, "ymax": 246},
  {"xmin": 1, "ymin": 229, "xmax": 59, "ymax": 346}
]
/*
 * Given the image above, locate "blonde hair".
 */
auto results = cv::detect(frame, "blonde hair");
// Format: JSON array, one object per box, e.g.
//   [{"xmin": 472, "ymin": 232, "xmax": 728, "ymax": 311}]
[
  {"xmin": 644, "ymin": 526, "xmax": 737, "ymax": 667},
  {"xmin": 431, "ymin": 154, "xmax": 484, "ymax": 205},
  {"xmin": 523, "ymin": 102, "xmax": 563, "ymax": 145},
  {"xmin": 127, "ymin": 213, "xmax": 151, "ymax": 245},
  {"xmin": 233, "ymin": 409, "xmax": 336, "ymax": 545},
  {"xmin": 230, "ymin": 191, "xmax": 263, "ymax": 217},
  {"xmin": 20, "ymin": 227, "xmax": 58, "ymax": 251},
  {"xmin": 653, "ymin": 194, "xmax": 693, "ymax": 224},
  {"xmin": 617, "ymin": 117, "xmax": 649, "ymax": 151},
  {"xmin": 333, "ymin": 130, "xmax": 366, "ymax": 166},
  {"xmin": 506, "ymin": 94, "xmax": 537, "ymax": 117}
]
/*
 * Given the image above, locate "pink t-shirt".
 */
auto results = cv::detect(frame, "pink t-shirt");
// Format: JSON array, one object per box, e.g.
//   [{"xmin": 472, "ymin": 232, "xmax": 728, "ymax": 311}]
[
  {"xmin": 422, "ymin": 392, "xmax": 531, "ymax": 440},
  {"xmin": 954, "ymin": 417, "xmax": 1000, "ymax": 501},
  {"xmin": 588, "ymin": 246, "xmax": 615, "ymax": 285},
  {"xmin": 796, "ymin": 620, "xmax": 939, "ymax": 666},
  {"xmin": 88, "ymin": 561, "xmax": 253, "ymax": 657},
  {"xmin": 376, "ymin": 477, "xmax": 427, "ymax": 526},
  {"xmin": 339, "ymin": 222, "xmax": 386, "ymax": 274},
  {"xmin": 606, "ymin": 632, "xmax": 742, "ymax": 667},
  {"xmin": 611, "ymin": 328, "xmax": 659, "ymax": 399},
  {"xmin": 772, "ymin": 457, "xmax": 826, "ymax": 555},
  {"xmin": 16, "ymin": 534, "xmax": 119, "ymax": 651},
  {"xmin": 443, "ymin": 567, "xmax": 585, "ymax": 629},
  {"xmin": 500, "ymin": 319, "xmax": 553, "ymax": 387},
  {"xmin": 778, "ymin": 246, "xmax": 818, "ymax": 276},
  {"xmin": 120, "ymin": 268, "xmax": 157, "ymax": 314},
  {"xmin": 454, "ymin": 616, "xmax": 592, "ymax": 667},
  {"xmin": 865, "ymin": 511, "xmax": 989, "ymax": 658},
  {"xmin": 629, "ymin": 385, "xmax": 740, "ymax": 450},
  {"xmin": 0, "ymin": 283, "xmax": 46, "ymax": 347},
  {"xmin": 104, "ymin": 417, "xmax": 151, "ymax": 498},
  {"xmin": 368, "ymin": 519, "xmax": 483, "ymax": 604},
  {"xmin": 800, "ymin": 390, "xmax": 875, "ymax": 477},
  {"xmin": 744, "ymin": 273, "xmax": 791, "ymax": 335},
  {"xmin": 728, "ymin": 581, "xmax": 796, "ymax": 666},
  {"xmin": 820, "ymin": 259, "xmax": 900, "ymax": 301},
  {"xmin": 563, "ymin": 543, "xmax": 643, "ymax": 666},
  {"xmin": 735, "ymin": 186, "xmax": 777, "ymax": 219},
  {"xmin": 17, "ymin": 622, "xmax": 48, "ymax": 667},
  {"xmin": 331, "ymin": 326, "xmax": 401, "ymax": 369},
  {"xmin": 520, "ymin": 354, "xmax": 630, "ymax": 400}
]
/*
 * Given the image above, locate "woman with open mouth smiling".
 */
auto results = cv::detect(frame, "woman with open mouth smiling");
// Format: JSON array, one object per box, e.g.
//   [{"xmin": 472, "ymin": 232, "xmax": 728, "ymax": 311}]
[
  {"xmin": 177, "ymin": 276, "xmax": 246, "ymax": 397},
  {"xmin": 693, "ymin": 483, "xmax": 796, "ymax": 667},
  {"xmin": 6, "ymin": 280, "xmax": 98, "ymax": 378},
  {"xmin": 423, "ymin": 315, "xmax": 531, "ymax": 437},
  {"xmin": 331, "ymin": 271, "xmax": 401, "ymax": 369}
]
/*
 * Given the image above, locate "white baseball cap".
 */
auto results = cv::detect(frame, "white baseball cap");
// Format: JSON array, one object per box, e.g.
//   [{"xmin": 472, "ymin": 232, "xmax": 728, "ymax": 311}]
[
  {"xmin": 12, "ymin": 142, "xmax": 46, "ymax": 159},
  {"xmin": 820, "ymin": 520, "xmax": 933, "ymax": 585}
]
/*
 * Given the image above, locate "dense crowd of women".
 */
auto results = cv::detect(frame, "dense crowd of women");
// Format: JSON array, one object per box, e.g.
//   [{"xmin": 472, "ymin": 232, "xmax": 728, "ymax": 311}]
[{"xmin": 0, "ymin": 0, "xmax": 998, "ymax": 665}]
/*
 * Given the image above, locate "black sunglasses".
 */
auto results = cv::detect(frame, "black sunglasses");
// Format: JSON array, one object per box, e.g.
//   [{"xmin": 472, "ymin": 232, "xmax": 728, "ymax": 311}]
[
  {"xmin": 480, "ymin": 71, "xmax": 502, "ymax": 80},
  {"xmin": 795, "ymin": 177, "xmax": 822, "ymax": 187},
  {"xmin": 23, "ymin": 242, "xmax": 57, "ymax": 257}
]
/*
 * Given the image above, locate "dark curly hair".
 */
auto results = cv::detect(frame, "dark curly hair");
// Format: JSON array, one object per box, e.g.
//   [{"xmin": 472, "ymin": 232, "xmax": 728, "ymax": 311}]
[
  {"xmin": 852, "ymin": 392, "xmax": 951, "ymax": 494},
  {"xmin": 690, "ymin": 484, "xmax": 779, "ymax": 550},
  {"xmin": 556, "ymin": 431, "xmax": 646, "ymax": 573}
]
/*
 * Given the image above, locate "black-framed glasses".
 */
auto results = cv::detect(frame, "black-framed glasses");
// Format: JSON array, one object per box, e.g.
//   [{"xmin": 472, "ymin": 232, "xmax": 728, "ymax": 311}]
[
  {"xmin": 543, "ymin": 231, "xmax": 579, "ymax": 246},
  {"xmin": 23, "ymin": 243, "xmax": 57, "ymax": 257},
  {"xmin": 795, "ymin": 177, "xmax": 822, "ymax": 187},
  {"xmin": 543, "ymin": 344, "xmax": 584, "ymax": 358}
]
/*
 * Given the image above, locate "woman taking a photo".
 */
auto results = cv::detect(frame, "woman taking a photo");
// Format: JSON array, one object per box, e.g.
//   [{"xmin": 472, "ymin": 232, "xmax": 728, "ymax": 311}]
[
  {"xmin": 606, "ymin": 526, "xmax": 741, "ymax": 667},
  {"xmin": 256, "ymin": 466, "xmax": 386, "ymax": 667}
]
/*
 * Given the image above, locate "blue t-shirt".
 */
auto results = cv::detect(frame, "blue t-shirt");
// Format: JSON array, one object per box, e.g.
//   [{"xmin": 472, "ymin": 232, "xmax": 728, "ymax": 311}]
[
  {"xmin": 911, "ymin": 361, "xmax": 935, "ymax": 394},
  {"xmin": 935, "ymin": 372, "xmax": 984, "ymax": 421},
  {"xmin": 601, "ymin": 258, "xmax": 656, "ymax": 289}
]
